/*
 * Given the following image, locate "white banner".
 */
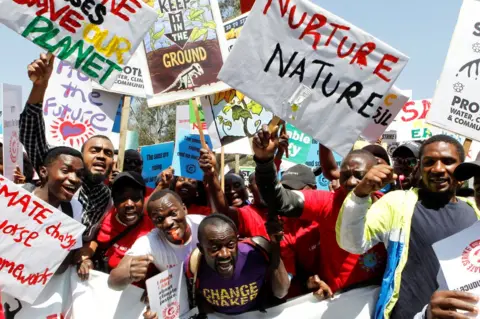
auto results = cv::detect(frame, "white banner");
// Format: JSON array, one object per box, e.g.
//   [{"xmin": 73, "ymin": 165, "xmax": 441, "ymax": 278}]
[
  {"xmin": 428, "ymin": 0, "xmax": 480, "ymax": 141},
  {"xmin": 92, "ymin": 45, "xmax": 154, "ymax": 98},
  {"xmin": 0, "ymin": 177, "xmax": 85, "ymax": 303},
  {"xmin": 218, "ymin": 0, "xmax": 409, "ymax": 156},
  {"xmin": 43, "ymin": 60, "xmax": 121, "ymax": 150},
  {"xmin": 0, "ymin": 0, "xmax": 157, "ymax": 88},
  {"xmin": 1, "ymin": 84, "xmax": 23, "ymax": 181}
]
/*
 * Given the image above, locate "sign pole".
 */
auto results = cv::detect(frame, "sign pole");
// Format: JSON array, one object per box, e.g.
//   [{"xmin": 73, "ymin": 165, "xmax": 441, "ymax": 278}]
[
  {"xmin": 118, "ymin": 95, "xmax": 131, "ymax": 172},
  {"xmin": 220, "ymin": 146, "xmax": 225, "ymax": 192},
  {"xmin": 192, "ymin": 97, "xmax": 207, "ymax": 149}
]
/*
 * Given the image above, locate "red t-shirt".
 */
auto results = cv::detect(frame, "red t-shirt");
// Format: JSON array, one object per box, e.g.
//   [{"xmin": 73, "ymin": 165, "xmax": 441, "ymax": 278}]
[
  {"xmin": 97, "ymin": 208, "xmax": 154, "ymax": 269},
  {"xmin": 188, "ymin": 204, "xmax": 212, "ymax": 216},
  {"xmin": 145, "ymin": 186, "xmax": 155, "ymax": 197},
  {"xmin": 300, "ymin": 188, "xmax": 387, "ymax": 293}
]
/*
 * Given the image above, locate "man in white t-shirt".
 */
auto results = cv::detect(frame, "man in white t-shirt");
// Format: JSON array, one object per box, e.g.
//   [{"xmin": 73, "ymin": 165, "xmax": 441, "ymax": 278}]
[{"xmin": 108, "ymin": 189, "xmax": 205, "ymax": 290}]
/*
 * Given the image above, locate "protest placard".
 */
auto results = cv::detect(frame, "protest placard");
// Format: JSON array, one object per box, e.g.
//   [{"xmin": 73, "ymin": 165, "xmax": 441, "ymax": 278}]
[
  {"xmin": 146, "ymin": 264, "xmax": 189, "ymax": 319},
  {"xmin": 201, "ymin": 90, "xmax": 273, "ymax": 149},
  {"xmin": 141, "ymin": 142, "xmax": 175, "ymax": 188},
  {"xmin": 92, "ymin": 46, "xmax": 154, "ymax": 98},
  {"xmin": 126, "ymin": 131, "xmax": 140, "ymax": 150},
  {"xmin": 224, "ymin": 13, "xmax": 248, "ymax": 53},
  {"xmin": 2, "ymin": 268, "xmax": 146, "ymax": 318},
  {"xmin": 285, "ymin": 123, "xmax": 312, "ymax": 164},
  {"xmin": 1, "ymin": 84, "xmax": 23, "ymax": 181},
  {"xmin": 172, "ymin": 128, "xmax": 212, "ymax": 181},
  {"xmin": 361, "ymin": 86, "xmax": 410, "ymax": 142},
  {"xmin": 176, "ymin": 102, "xmax": 210, "ymax": 135},
  {"xmin": 428, "ymin": 0, "xmax": 480, "ymax": 141},
  {"xmin": 0, "ymin": 177, "xmax": 85, "ymax": 303},
  {"xmin": 218, "ymin": 0, "xmax": 409, "ymax": 156},
  {"xmin": 43, "ymin": 60, "xmax": 121, "ymax": 150},
  {"xmin": 145, "ymin": 0, "xmax": 230, "ymax": 106},
  {"xmin": 0, "ymin": 0, "xmax": 157, "ymax": 88},
  {"xmin": 433, "ymin": 222, "xmax": 480, "ymax": 308},
  {"xmin": 112, "ymin": 100, "xmax": 123, "ymax": 133}
]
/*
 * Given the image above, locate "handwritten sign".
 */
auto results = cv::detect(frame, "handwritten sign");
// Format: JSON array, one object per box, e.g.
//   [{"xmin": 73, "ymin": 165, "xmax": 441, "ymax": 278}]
[
  {"xmin": 0, "ymin": 0, "xmax": 157, "ymax": 88},
  {"xmin": 0, "ymin": 176, "xmax": 85, "ymax": 303},
  {"xmin": 141, "ymin": 142, "xmax": 174, "ymax": 188},
  {"xmin": 146, "ymin": 264, "xmax": 189, "ymax": 319},
  {"xmin": 218, "ymin": 0, "xmax": 409, "ymax": 156},
  {"xmin": 43, "ymin": 60, "xmax": 121, "ymax": 150},
  {"xmin": 172, "ymin": 128, "xmax": 212, "ymax": 181},
  {"xmin": 361, "ymin": 86, "xmax": 410, "ymax": 142},
  {"xmin": 433, "ymin": 221, "xmax": 480, "ymax": 310},
  {"xmin": 428, "ymin": 0, "xmax": 480, "ymax": 141},
  {"xmin": 92, "ymin": 46, "xmax": 154, "ymax": 98},
  {"xmin": 145, "ymin": 0, "xmax": 229, "ymax": 106},
  {"xmin": 1, "ymin": 84, "xmax": 23, "ymax": 181}
]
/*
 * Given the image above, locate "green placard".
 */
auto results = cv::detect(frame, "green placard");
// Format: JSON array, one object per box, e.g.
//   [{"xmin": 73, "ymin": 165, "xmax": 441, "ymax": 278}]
[{"xmin": 286, "ymin": 123, "xmax": 312, "ymax": 164}]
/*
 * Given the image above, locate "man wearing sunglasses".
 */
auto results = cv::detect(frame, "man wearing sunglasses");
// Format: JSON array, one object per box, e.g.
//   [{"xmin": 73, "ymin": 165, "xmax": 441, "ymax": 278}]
[{"xmin": 392, "ymin": 142, "xmax": 421, "ymax": 190}]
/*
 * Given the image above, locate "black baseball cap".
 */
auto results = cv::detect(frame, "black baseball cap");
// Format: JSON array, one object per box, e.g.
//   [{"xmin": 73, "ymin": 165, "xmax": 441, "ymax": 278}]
[
  {"xmin": 281, "ymin": 165, "xmax": 316, "ymax": 190},
  {"xmin": 112, "ymin": 171, "xmax": 146, "ymax": 195},
  {"xmin": 363, "ymin": 144, "xmax": 391, "ymax": 165},
  {"xmin": 392, "ymin": 142, "xmax": 420, "ymax": 159},
  {"xmin": 454, "ymin": 161, "xmax": 480, "ymax": 181}
]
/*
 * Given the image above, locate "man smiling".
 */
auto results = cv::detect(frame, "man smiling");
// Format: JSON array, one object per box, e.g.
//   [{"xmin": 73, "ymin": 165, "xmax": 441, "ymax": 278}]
[{"xmin": 336, "ymin": 135, "xmax": 480, "ymax": 319}]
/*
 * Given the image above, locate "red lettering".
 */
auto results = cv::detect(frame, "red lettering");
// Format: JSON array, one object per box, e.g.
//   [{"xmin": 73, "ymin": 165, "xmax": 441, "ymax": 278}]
[
  {"xmin": 0, "ymin": 184, "xmax": 19, "ymax": 206},
  {"xmin": 350, "ymin": 42, "xmax": 376, "ymax": 67},
  {"xmin": 287, "ymin": 5, "xmax": 306, "ymax": 29},
  {"xmin": 299, "ymin": 14, "xmax": 327, "ymax": 50},
  {"xmin": 13, "ymin": 0, "xmax": 36, "ymax": 6},
  {"xmin": 337, "ymin": 36, "xmax": 356, "ymax": 58},
  {"xmin": 59, "ymin": 9, "xmax": 84, "ymax": 33},
  {"xmin": 33, "ymin": 208, "xmax": 54, "ymax": 225},
  {"xmin": 28, "ymin": 200, "xmax": 46, "ymax": 220},
  {"xmin": 419, "ymin": 100, "xmax": 431, "ymax": 119},
  {"xmin": 10, "ymin": 194, "xmax": 31, "ymax": 213},
  {"xmin": 401, "ymin": 101, "xmax": 418, "ymax": 122},
  {"xmin": 0, "ymin": 219, "xmax": 40, "ymax": 247},
  {"xmin": 36, "ymin": 0, "xmax": 70, "ymax": 22},
  {"xmin": 325, "ymin": 23, "xmax": 350, "ymax": 46},
  {"xmin": 103, "ymin": 0, "xmax": 141, "ymax": 22},
  {"xmin": 373, "ymin": 54, "xmax": 399, "ymax": 82}
]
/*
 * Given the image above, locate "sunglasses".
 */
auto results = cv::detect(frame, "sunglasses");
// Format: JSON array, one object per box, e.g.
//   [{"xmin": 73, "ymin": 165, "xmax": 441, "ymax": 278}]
[{"xmin": 393, "ymin": 157, "xmax": 417, "ymax": 168}]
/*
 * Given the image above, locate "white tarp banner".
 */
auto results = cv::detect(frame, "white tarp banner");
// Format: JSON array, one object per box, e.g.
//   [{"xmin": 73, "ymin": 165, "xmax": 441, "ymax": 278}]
[
  {"xmin": 0, "ymin": 0, "xmax": 157, "ymax": 88},
  {"xmin": 428, "ymin": 0, "xmax": 480, "ymax": 141},
  {"xmin": 0, "ymin": 178, "xmax": 85, "ymax": 303},
  {"xmin": 218, "ymin": 0, "xmax": 409, "ymax": 156},
  {"xmin": 92, "ymin": 45, "xmax": 154, "ymax": 98},
  {"xmin": 1, "ymin": 83, "xmax": 23, "ymax": 181},
  {"xmin": 43, "ymin": 60, "xmax": 121, "ymax": 150}
]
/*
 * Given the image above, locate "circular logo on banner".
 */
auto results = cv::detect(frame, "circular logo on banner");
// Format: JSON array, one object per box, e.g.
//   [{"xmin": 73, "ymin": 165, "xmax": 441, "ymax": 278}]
[
  {"xmin": 462, "ymin": 240, "xmax": 480, "ymax": 273},
  {"xmin": 318, "ymin": 175, "xmax": 329, "ymax": 188},
  {"xmin": 9, "ymin": 131, "xmax": 19, "ymax": 163},
  {"xmin": 163, "ymin": 301, "xmax": 180, "ymax": 319},
  {"xmin": 186, "ymin": 164, "xmax": 196, "ymax": 174}
]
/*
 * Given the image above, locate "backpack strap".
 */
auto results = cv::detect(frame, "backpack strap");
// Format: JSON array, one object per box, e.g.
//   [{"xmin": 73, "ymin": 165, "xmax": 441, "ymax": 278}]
[
  {"xmin": 243, "ymin": 236, "xmax": 271, "ymax": 262},
  {"xmin": 60, "ymin": 202, "xmax": 74, "ymax": 219},
  {"xmin": 186, "ymin": 248, "xmax": 203, "ymax": 309}
]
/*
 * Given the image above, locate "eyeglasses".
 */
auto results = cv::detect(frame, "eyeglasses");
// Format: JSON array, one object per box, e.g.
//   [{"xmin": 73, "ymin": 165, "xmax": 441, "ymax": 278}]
[{"xmin": 393, "ymin": 157, "xmax": 417, "ymax": 168}]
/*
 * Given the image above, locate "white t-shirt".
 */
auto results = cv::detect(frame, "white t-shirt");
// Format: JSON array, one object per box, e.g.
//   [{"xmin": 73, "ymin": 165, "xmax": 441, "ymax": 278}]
[
  {"xmin": 60, "ymin": 198, "xmax": 84, "ymax": 249},
  {"xmin": 126, "ymin": 214, "xmax": 205, "ymax": 270}
]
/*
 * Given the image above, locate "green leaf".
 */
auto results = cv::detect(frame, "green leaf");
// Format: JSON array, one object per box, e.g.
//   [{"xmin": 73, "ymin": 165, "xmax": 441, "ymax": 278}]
[
  {"xmin": 222, "ymin": 104, "xmax": 232, "ymax": 114},
  {"xmin": 217, "ymin": 115, "xmax": 224, "ymax": 124},
  {"xmin": 156, "ymin": 9, "xmax": 164, "ymax": 18},
  {"xmin": 239, "ymin": 109, "xmax": 252, "ymax": 119},
  {"xmin": 224, "ymin": 120, "xmax": 232, "ymax": 129},
  {"xmin": 254, "ymin": 119, "xmax": 261, "ymax": 127},
  {"xmin": 190, "ymin": 27, "xmax": 208, "ymax": 41},
  {"xmin": 189, "ymin": 8, "xmax": 204, "ymax": 20},
  {"xmin": 231, "ymin": 105, "xmax": 243, "ymax": 121},
  {"xmin": 247, "ymin": 101, "xmax": 263, "ymax": 115},
  {"xmin": 203, "ymin": 21, "xmax": 217, "ymax": 29},
  {"xmin": 152, "ymin": 28, "xmax": 165, "ymax": 40}
]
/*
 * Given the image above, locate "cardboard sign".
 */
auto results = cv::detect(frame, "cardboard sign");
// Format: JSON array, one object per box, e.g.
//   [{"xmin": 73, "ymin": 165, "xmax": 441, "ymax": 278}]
[
  {"xmin": 0, "ymin": 0, "xmax": 157, "ymax": 88},
  {"xmin": 93, "ymin": 46, "xmax": 154, "ymax": 98},
  {"xmin": 1, "ymin": 84, "xmax": 23, "ymax": 181},
  {"xmin": 146, "ymin": 264, "xmax": 189, "ymax": 319},
  {"xmin": 172, "ymin": 128, "xmax": 212, "ymax": 181},
  {"xmin": 2, "ymin": 268, "xmax": 146, "ymax": 318},
  {"xmin": 145, "ymin": 0, "xmax": 229, "ymax": 106},
  {"xmin": 141, "ymin": 142, "xmax": 175, "ymax": 188},
  {"xmin": 201, "ymin": 91, "xmax": 273, "ymax": 149},
  {"xmin": 361, "ymin": 86, "xmax": 410, "ymax": 142},
  {"xmin": 218, "ymin": 0, "xmax": 409, "ymax": 156},
  {"xmin": 43, "ymin": 60, "xmax": 121, "ymax": 150},
  {"xmin": 224, "ymin": 13, "xmax": 249, "ymax": 53},
  {"xmin": 0, "ymin": 177, "xmax": 85, "ymax": 303},
  {"xmin": 285, "ymin": 123, "xmax": 312, "ymax": 164},
  {"xmin": 428, "ymin": 0, "xmax": 480, "ymax": 141},
  {"xmin": 434, "ymin": 221, "xmax": 480, "ymax": 308}
]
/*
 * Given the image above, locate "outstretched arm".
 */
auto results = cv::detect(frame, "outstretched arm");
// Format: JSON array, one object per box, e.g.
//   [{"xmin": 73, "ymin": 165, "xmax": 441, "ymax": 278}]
[{"xmin": 319, "ymin": 144, "xmax": 340, "ymax": 181}]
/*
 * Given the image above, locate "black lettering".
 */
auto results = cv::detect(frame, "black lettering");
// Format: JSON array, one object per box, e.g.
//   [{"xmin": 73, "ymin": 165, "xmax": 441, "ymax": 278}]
[
  {"xmin": 264, "ymin": 43, "xmax": 298, "ymax": 78},
  {"xmin": 321, "ymin": 73, "xmax": 339, "ymax": 97},
  {"xmin": 336, "ymin": 82, "xmax": 363, "ymax": 110},
  {"xmin": 474, "ymin": 22, "xmax": 480, "ymax": 36},
  {"xmin": 311, "ymin": 59, "xmax": 334, "ymax": 89},
  {"xmin": 452, "ymin": 95, "xmax": 462, "ymax": 106},
  {"xmin": 358, "ymin": 92, "xmax": 383, "ymax": 118},
  {"xmin": 89, "ymin": 4, "xmax": 106, "ymax": 24},
  {"xmin": 65, "ymin": 0, "xmax": 82, "ymax": 7},
  {"xmin": 81, "ymin": 0, "xmax": 95, "ymax": 15},
  {"xmin": 289, "ymin": 58, "xmax": 306, "ymax": 82}
]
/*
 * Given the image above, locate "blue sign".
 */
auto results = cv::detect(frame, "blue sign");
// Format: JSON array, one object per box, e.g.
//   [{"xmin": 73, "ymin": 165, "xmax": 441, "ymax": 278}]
[
  {"xmin": 112, "ymin": 100, "xmax": 123, "ymax": 133},
  {"xmin": 304, "ymin": 140, "xmax": 343, "ymax": 191},
  {"xmin": 172, "ymin": 129, "xmax": 213, "ymax": 181},
  {"xmin": 141, "ymin": 142, "xmax": 175, "ymax": 188}
]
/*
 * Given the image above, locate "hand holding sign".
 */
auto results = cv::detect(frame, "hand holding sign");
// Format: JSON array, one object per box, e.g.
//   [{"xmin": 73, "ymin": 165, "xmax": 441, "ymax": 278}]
[
  {"xmin": 129, "ymin": 255, "xmax": 154, "ymax": 282},
  {"xmin": 252, "ymin": 124, "xmax": 280, "ymax": 161},
  {"xmin": 27, "ymin": 54, "xmax": 54, "ymax": 86},
  {"xmin": 427, "ymin": 290, "xmax": 478, "ymax": 319},
  {"xmin": 198, "ymin": 148, "xmax": 216, "ymax": 177},
  {"xmin": 354, "ymin": 165, "xmax": 397, "ymax": 198},
  {"xmin": 143, "ymin": 306, "xmax": 159, "ymax": 319},
  {"xmin": 156, "ymin": 167, "xmax": 175, "ymax": 190}
]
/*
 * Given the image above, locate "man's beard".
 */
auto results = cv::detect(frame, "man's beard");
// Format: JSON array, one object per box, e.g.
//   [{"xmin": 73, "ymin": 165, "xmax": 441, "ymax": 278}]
[{"xmin": 84, "ymin": 168, "xmax": 111, "ymax": 185}]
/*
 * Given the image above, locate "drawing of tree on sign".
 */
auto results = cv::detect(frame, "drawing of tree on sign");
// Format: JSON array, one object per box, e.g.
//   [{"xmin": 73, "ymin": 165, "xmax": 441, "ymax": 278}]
[
  {"xmin": 457, "ymin": 57, "xmax": 480, "ymax": 80},
  {"xmin": 207, "ymin": 90, "xmax": 273, "ymax": 145}
]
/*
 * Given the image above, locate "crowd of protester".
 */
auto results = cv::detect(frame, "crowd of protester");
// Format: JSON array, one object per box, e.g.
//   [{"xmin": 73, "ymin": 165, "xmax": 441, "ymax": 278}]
[{"xmin": 2, "ymin": 53, "xmax": 480, "ymax": 319}]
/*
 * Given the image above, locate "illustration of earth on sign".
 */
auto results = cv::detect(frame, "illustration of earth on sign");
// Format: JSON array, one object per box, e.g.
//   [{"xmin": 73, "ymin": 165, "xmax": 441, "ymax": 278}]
[{"xmin": 144, "ymin": 0, "xmax": 222, "ymax": 94}]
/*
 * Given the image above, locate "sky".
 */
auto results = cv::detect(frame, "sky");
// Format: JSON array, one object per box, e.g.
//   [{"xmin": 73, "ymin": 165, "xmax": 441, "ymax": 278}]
[{"xmin": 0, "ymin": 0, "xmax": 463, "ymax": 102}]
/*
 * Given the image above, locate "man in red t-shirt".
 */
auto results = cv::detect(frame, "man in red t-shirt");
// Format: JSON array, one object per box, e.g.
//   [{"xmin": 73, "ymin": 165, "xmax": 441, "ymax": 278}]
[{"xmin": 251, "ymin": 126, "xmax": 387, "ymax": 294}]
